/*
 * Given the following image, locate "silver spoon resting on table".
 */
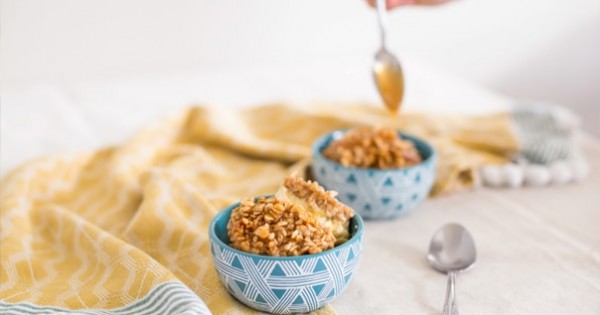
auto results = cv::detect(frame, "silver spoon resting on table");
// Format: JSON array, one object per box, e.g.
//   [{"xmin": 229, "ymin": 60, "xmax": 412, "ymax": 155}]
[
  {"xmin": 373, "ymin": 0, "xmax": 405, "ymax": 115},
  {"xmin": 427, "ymin": 223, "xmax": 477, "ymax": 315}
]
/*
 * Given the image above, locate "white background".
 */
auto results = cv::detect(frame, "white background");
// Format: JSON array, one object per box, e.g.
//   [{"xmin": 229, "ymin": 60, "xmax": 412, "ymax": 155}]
[{"xmin": 1, "ymin": 0, "xmax": 599, "ymax": 173}]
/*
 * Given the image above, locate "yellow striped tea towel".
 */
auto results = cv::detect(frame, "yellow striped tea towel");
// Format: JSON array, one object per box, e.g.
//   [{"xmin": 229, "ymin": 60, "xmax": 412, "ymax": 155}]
[{"xmin": 1, "ymin": 103, "xmax": 521, "ymax": 314}]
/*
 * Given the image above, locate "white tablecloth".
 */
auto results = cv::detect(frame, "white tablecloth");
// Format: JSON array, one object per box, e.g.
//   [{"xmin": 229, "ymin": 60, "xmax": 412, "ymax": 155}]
[
  {"xmin": 2, "ymin": 58, "xmax": 599, "ymax": 314},
  {"xmin": 334, "ymin": 136, "xmax": 600, "ymax": 314}
]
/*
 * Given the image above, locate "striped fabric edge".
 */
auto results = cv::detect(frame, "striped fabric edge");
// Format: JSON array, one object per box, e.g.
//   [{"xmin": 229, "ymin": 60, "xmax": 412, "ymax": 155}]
[
  {"xmin": 510, "ymin": 105, "xmax": 571, "ymax": 164},
  {"xmin": 0, "ymin": 282, "xmax": 211, "ymax": 315}
]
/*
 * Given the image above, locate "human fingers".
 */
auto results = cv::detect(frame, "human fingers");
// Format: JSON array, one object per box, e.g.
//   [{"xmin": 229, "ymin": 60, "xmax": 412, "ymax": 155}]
[{"xmin": 367, "ymin": 0, "xmax": 453, "ymax": 9}]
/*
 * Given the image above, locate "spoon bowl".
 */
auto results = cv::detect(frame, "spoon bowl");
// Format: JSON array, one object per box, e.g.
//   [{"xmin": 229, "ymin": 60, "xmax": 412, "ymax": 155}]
[
  {"xmin": 373, "ymin": 48, "xmax": 405, "ymax": 114},
  {"xmin": 428, "ymin": 223, "xmax": 477, "ymax": 273}
]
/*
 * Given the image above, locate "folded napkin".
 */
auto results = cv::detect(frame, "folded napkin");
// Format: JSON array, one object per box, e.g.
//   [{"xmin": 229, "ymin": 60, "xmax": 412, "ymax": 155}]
[
  {"xmin": 1, "ymin": 103, "xmax": 561, "ymax": 314},
  {"xmin": 479, "ymin": 103, "xmax": 589, "ymax": 188}
]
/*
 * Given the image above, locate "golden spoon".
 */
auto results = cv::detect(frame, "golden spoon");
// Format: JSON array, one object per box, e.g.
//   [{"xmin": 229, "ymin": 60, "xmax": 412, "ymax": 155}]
[{"xmin": 373, "ymin": 0, "xmax": 405, "ymax": 115}]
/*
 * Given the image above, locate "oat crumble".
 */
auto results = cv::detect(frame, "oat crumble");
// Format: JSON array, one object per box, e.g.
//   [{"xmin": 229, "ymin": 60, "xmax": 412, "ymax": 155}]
[
  {"xmin": 227, "ymin": 176, "xmax": 354, "ymax": 256},
  {"xmin": 322, "ymin": 126, "xmax": 422, "ymax": 169}
]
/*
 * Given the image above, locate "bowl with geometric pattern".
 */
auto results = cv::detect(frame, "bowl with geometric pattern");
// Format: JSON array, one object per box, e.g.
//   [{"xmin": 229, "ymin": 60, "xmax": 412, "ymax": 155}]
[
  {"xmin": 209, "ymin": 201, "xmax": 364, "ymax": 314},
  {"xmin": 312, "ymin": 130, "xmax": 437, "ymax": 220}
]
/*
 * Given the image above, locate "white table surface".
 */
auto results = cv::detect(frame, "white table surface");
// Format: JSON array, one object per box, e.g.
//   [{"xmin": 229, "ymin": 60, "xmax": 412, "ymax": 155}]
[
  {"xmin": 334, "ymin": 142, "xmax": 600, "ymax": 314},
  {"xmin": 2, "ymin": 57, "xmax": 599, "ymax": 314}
]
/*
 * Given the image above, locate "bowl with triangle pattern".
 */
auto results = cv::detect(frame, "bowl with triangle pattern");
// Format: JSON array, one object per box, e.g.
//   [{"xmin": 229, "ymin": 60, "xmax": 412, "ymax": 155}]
[
  {"xmin": 312, "ymin": 129, "xmax": 436, "ymax": 220},
  {"xmin": 209, "ymin": 202, "xmax": 364, "ymax": 314}
]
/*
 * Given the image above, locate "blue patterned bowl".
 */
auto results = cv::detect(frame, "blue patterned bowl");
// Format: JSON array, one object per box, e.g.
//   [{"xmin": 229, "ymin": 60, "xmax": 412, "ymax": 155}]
[
  {"xmin": 209, "ymin": 202, "xmax": 364, "ymax": 314},
  {"xmin": 312, "ymin": 130, "xmax": 437, "ymax": 220}
]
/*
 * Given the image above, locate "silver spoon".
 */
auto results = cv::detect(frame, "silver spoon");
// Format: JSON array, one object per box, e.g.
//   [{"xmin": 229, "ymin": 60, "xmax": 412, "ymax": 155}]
[
  {"xmin": 373, "ymin": 0, "xmax": 405, "ymax": 115},
  {"xmin": 427, "ymin": 223, "xmax": 477, "ymax": 315}
]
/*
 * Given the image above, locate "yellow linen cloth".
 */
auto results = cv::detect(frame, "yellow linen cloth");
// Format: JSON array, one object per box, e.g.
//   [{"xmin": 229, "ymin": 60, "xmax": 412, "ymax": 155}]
[{"xmin": 0, "ymin": 104, "xmax": 519, "ymax": 314}]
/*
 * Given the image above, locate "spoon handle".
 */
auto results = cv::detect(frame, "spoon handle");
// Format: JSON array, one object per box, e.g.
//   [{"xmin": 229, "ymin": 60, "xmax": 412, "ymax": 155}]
[
  {"xmin": 375, "ymin": 0, "xmax": 388, "ymax": 48},
  {"xmin": 442, "ymin": 271, "xmax": 458, "ymax": 315}
]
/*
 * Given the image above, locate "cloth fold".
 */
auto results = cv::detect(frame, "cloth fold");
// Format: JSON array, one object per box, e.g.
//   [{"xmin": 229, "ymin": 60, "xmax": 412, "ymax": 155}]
[{"xmin": 1, "ymin": 103, "xmax": 520, "ymax": 314}]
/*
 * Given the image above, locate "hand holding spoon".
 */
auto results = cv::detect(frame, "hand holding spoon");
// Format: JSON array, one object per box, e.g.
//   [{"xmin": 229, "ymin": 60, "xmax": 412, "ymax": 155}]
[
  {"xmin": 373, "ymin": 0, "xmax": 405, "ymax": 115},
  {"xmin": 427, "ymin": 223, "xmax": 477, "ymax": 315}
]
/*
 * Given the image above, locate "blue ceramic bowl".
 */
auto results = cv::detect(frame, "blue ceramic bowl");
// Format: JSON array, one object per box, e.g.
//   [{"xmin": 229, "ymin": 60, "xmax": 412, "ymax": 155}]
[
  {"xmin": 209, "ymin": 201, "xmax": 364, "ymax": 314},
  {"xmin": 312, "ymin": 130, "xmax": 437, "ymax": 220}
]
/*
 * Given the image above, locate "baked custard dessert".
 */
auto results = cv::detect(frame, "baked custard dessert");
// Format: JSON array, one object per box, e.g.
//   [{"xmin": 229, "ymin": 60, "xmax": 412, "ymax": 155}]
[
  {"xmin": 227, "ymin": 176, "xmax": 354, "ymax": 256},
  {"xmin": 323, "ymin": 126, "xmax": 422, "ymax": 169}
]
